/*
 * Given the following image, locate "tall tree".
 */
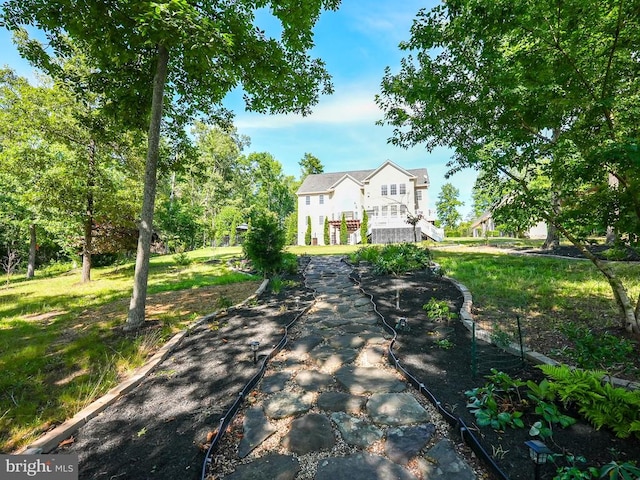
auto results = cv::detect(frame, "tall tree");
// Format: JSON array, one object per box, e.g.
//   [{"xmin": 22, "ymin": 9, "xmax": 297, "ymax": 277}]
[
  {"xmin": 299, "ymin": 152, "xmax": 324, "ymax": 178},
  {"xmin": 435, "ymin": 183, "xmax": 463, "ymax": 230},
  {"xmin": 377, "ymin": 0, "xmax": 640, "ymax": 333},
  {"xmin": 3, "ymin": 0, "xmax": 341, "ymax": 329}
]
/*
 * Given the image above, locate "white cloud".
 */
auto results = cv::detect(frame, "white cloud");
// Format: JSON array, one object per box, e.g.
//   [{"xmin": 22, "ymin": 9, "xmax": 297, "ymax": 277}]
[{"xmin": 233, "ymin": 85, "xmax": 383, "ymax": 130}]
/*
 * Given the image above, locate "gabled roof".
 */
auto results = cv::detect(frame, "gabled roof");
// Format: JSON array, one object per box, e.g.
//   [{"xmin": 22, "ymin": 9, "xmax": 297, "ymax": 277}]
[
  {"xmin": 297, "ymin": 161, "xmax": 430, "ymax": 195},
  {"xmin": 363, "ymin": 160, "xmax": 416, "ymax": 183}
]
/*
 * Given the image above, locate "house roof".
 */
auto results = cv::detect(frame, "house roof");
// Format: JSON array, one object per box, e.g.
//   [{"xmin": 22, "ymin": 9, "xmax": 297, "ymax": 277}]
[{"xmin": 297, "ymin": 161, "xmax": 429, "ymax": 195}]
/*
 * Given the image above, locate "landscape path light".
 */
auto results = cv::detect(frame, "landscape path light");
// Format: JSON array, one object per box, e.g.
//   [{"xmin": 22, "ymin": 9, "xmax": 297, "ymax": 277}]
[
  {"xmin": 525, "ymin": 440, "xmax": 553, "ymax": 480},
  {"xmin": 250, "ymin": 341, "xmax": 260, "ymax": 364}
]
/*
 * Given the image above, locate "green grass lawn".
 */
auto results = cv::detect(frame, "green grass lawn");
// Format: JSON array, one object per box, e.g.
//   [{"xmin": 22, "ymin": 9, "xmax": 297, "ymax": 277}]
[{"xmin": 0, "ymin": 246, "xmax": 259, "ymax": 453}]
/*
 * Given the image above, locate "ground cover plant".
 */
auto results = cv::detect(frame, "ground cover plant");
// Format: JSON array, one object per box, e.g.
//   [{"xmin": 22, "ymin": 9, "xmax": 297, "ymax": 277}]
[{"xmin": 0, "ymin": 247, "xmax": 260, "ymax": 453}]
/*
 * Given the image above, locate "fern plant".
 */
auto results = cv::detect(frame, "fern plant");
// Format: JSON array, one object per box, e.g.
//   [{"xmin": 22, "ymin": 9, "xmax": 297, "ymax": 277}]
[{"xmin": 539, "ymin": 364, "xmax": 640, "ymax": 439}]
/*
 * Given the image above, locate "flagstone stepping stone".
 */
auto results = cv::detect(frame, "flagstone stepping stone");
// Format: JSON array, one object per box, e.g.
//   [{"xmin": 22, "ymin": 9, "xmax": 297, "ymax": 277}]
[
  {"xmin": 293, "ymin": 370, "xmax": 334, "ymax": 391},
  {"xmin": 359, "ymin": 345, "xmax": 386, "ymax": 365},
  {"xmin": 287, "ymin": 334, "xmax": 323, "ymax": 354},
  {"xmin": 318, "ymin": 317, "xmax": 353, "ymax": 328},
  {"xmin": 261, "ymin": 371, "xmax": 290, "ymax": 394},
  {"xmin": 328, "ymin": 334, "xmax": 365, "ymax": 349},
  {"xmin": 281, "ymin": 413, "xmax": 335, "ymax": 455},
  {"xmin": 367, "ymin": 393, "xmax": 430, "ymax": 426},
  {"xmin": 309, "ymin": 346, "xmax": 358, "ymax": 370},
  {"xmin": 415, "ymin": 439, "xmax": 477, "ymax": 480},
  {"xmin": 223, "ymin": 453, "xmax": 300, "ymax": 480},
  {"xmin": 350, "ymin": 314, "xmax": 380, "ymax": 325},
  {"xmin": 330, "ymin": 412, "xmax": 383, "ymax": 447},
  {"xmin": 263, "ymin": 392, "xmax": 312, "ymax": 419},
  {"xmin": 317, "ymin": 391, "xmax": 366, "ymax": 414},
  {"xmin": 385, "ymin": 423, "xmax": 436, "ymax": 464},
  {"xmin": 237, "ymin": 407, "xmax": 276, "ymax": 458},
  {"xmin": 335, "ymin": 366, "xmax": 406, "ymax": 395},
  {"xmin": 353, "ymin": 296, "xmax": 372, "ymax": 307},
  {"xmin": 315, "ymin": 453, "xmax": 417, "ymax": 480}
]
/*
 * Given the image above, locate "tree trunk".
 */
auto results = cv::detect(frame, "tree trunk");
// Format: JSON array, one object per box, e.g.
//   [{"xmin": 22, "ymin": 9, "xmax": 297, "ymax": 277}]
[
  {"xmin": 125, "ymin": 45, "xmax": 169, "ymax": 330},
  {"xmin": 552, "ymin": 220, "xmax": 639, "ymax": 333},
  {"xmin": 82, "ymin": 139, "xmax": 96, "ymax": 283},
  {"xmin": 605, "ymin": 173, "xmax": 619, "ymax": 245},
  {"xmin": 543, "ymin": 192, "xmax": 560, "ymax": 249},
  {"xmin": 26, "ymin": 223, "xmax": 36, "ymax": 279}
]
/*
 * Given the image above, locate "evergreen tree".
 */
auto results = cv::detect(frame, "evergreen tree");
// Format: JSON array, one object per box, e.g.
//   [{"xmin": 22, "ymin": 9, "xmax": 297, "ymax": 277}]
[
  {"xmin": 305, "ymin": 216, "xmax": 312, "ymax": 246},
  {"xmin": 360, "ymin": 210, "xmax": 369, "ymax": 244},
  {"xmin": 323, "ymin": 216, "xmax": 330, "ymax": 245},
  {"xmin": 340, "ymin": 214, "xmax": 348, "ymax": 245}
]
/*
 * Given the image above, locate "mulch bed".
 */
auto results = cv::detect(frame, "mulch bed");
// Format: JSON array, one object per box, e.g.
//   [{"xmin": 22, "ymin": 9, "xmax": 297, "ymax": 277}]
[
  {"xmin": 54, "ymin": 264, "xmax": 314, "ymax": 480},
  {"xmin": 353, "ymin": 264, "xmax": 640, "ymax": 480}
]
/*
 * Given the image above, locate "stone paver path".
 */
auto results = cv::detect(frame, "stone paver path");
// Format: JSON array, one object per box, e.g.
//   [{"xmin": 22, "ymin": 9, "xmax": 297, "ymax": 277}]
[{"xmin": 220, "ymin": 256, "xmax": 477, "ymax": 480}]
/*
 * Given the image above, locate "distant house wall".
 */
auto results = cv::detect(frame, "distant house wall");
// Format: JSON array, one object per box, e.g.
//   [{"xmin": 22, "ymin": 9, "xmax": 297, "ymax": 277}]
[{"xmin": 296, "ymin": 161, "xmax": 434, "ymax": 245}]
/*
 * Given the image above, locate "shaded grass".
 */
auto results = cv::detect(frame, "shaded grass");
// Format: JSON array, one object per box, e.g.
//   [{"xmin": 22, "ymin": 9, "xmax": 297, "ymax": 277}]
[
  {"xmin": 0, "ymin": 246, "xmax": 259, "ymax": 453},
  {"xmin": 432, "ymin": 250, "xmax": 640, "ymax": 326}
]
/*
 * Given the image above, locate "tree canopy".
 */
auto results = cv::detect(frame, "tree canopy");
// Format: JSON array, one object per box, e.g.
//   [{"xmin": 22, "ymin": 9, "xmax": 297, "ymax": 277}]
[
  {"xmin": 377, "ymin": 0, "xmax": 640, "ymax": 332},
  {"xmin": 2, "ymin": 0, "xmax": 341, "ymax": 329},
  {"xmin": 436, "ymin": 183, "xmax": 463, "ymax": 229}
]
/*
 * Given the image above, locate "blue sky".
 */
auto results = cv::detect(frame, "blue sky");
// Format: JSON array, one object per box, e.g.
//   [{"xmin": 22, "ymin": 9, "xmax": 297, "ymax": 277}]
[{"xmin": 0, "ymin": 1, "xmax": 478, "ymax": 218}]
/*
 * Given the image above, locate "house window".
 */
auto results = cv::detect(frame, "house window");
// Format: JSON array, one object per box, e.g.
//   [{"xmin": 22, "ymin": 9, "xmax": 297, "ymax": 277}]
[
  {"xmin": 400, "ymin": 205, "xmax": 408, "ymax": 216},
  {"xmin": 381, "ymin": 185, "xmax": 388, "ymax": 196},
  {"xmin": 319, "ymin": 194, "xmax": 324, "ymax": 205},
  {"xmin": 399, "ymin": 183, "xmax": 406, "ymax": 195},
  {"xmin": 305, "ymin": 195, "xmax": 310, "ymax": 205},
  {"xmin": 319, "ymin": 215, "xmax": 324, "ymax": 225},
  {"xmin": 373, "ymin": 206, "xmax": 379, "ymax": 217},
  {"xmin": 390, "ymin": 205, "xmax": 398, "ymax": 217},
  {"xmin": 415, "ymin": 190, "xmax": 422, "ymax": 201},
  {"xmin": 390, "ymin": 184, "xmax": 397, "ymax": 195},
  {"xmin": 381, "ymin": 206, "xmax": 388, "ymax": 217}
]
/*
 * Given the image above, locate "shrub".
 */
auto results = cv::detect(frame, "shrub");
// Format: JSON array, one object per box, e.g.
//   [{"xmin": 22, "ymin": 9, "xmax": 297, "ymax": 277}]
[{"xmin": 243, "ymin": 213, "xmax": 286, "ymax": 277}]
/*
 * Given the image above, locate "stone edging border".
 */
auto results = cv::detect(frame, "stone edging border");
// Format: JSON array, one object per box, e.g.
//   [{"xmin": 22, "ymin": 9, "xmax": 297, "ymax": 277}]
[
  {"xmin": 445, "ymin": 276, "xmax": 640, "ymax": 391},
  {"xmin": 19, "ymin": 278, "xmax": 270, "ymax": 455}
]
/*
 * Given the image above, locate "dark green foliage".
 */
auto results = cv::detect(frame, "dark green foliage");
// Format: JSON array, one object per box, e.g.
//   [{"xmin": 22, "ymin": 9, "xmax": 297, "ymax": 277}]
[
  {"xmin": 305, "ymin": 216, "xmax": 312, "ymax": 246},
  {"xmin": 243, "ymin": 212, "xmax": 286, "ymax": 277},
  {"xmin": 350, "ymin": 243, "xmax": 433, "ymax": 275},
  {"xmin": 280, "ymin": 252, "xmax": 299, "ymax": 275},
  {"xmin": 339, "ymin": 213, "xmax": 348, "ymax": 245},
  {"xmin": 557, "ymin": 323, "xmax": 636, "ymax": 372},
  {"xmin": 422, "ymin": 298, "xmax": 455, "ymax": 321},
  {"xmin": 539, "ymin": 364, "xmax": 640, "ymax": 439},
  {"xmin": 156, "ymin": 197, "xmax": 201, "ymax": 251},
  {"xmin": 360, "ymin": 210, "xmax": 368, "ymax": 244},
  {"xmin": 323, "ymin": 216, "xmax": 330, "ymax": 245},
  {"xmin": 465, "ymin": 369, "xmax": 577, "ymax": 438}
]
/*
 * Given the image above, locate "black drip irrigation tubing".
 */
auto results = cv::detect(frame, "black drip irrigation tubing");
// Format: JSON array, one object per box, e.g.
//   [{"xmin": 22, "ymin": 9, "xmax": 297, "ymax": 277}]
[
  {"xmin": 200, "ymin": 258, "xmax": 317, "ymax": 480},
  {"xmin": 348, "ymin": 264, "xmax": 511, "ymax": 480}
]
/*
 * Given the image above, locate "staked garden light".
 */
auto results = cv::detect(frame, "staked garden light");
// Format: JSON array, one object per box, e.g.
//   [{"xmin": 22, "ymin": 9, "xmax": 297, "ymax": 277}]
[
  {"xmin": 395, "ymin": 317, "xmax": 408, "ymax": 331},
  {"xmin": 525, "ymin": 440, "xmax": 553, "ymax": 480},
  {"xmin": 250, "ymin": 341, "xmax": 260, "ymax": 364}
]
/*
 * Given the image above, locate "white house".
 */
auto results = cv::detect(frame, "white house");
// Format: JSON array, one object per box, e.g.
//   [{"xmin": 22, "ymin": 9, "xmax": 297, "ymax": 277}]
[{"xmin": 296, "ymin": 160, "xmax": 444, "ymax": 245}]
